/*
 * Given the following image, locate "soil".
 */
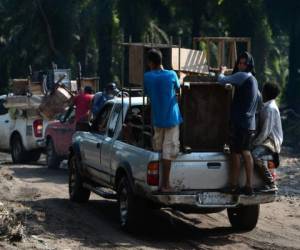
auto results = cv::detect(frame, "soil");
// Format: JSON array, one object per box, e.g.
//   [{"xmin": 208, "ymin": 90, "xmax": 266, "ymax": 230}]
[{"xmin": 0, "ymin": 149, "xmax": 299, "ymax": 250}]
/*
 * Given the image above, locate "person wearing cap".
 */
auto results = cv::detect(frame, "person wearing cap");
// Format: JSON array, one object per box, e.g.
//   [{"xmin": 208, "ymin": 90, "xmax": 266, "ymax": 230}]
[
  {"xmin": 218, "ymin": 52, "xmax": 259, "ymax": 196},
  {"xmin": 73, "ymin": 86, "xmax": 94, "ymax": 123},
  {"xmin": 92, "ymin": 82, "xmax": 119, "ymax": 118}
]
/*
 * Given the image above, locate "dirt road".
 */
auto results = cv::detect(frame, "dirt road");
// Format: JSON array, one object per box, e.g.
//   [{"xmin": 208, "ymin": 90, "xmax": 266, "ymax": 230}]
[{"xmin": 0, "ymin": 150, "xmax": 300, "ymax": 250}]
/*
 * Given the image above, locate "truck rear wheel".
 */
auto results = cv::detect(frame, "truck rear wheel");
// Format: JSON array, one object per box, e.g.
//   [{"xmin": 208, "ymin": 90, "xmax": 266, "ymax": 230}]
[
  {"xmin": 68, "ymin": 154, "xmax": 90, "ymax": 203},
  {"xmin": 11, "ymin": 134, "xmax": 26, "ymax": 163},
  {"xmin": 227, "ymin": 204, "xmax": 260, "ymax": 231},
  {"xmin": 117, "ymin": 176, "xmax": 146, "ymax": 231},
  {"xmin": 46, "ymin": 138, "xmax": 61, "ymax": 169}
]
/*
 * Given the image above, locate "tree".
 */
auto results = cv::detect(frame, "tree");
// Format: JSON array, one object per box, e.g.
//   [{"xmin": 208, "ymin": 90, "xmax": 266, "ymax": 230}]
[
  {"xmin": 266, "ymin": 0, "xmax": 300, "ymax": 111},
  {"xmin": 220, "ymin": 0, "xmax": 273, "ymax": 84}
]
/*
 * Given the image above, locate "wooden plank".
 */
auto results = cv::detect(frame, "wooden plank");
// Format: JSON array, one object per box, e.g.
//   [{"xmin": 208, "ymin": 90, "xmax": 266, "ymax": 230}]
[
  {"xmin": 29, "ymin": 82, "xmax": 43, "ymax": 95},
  {"xmin": 129, "ymin": 45, "xmax": 144, "ymax": 85},
  {"xmin": 172, "ymin": 48, "xmax": 209, "ymax": 74},
  {"xmin": 80, "ymin": 77, "xmax": 99, "ymax": 92},
  {"xmin": 11, "ymin": 79, "xmax": 29, "ymax": 95},
  {"xmin": 194, "ymin": 37, "xmax": 251, "ymax": 42}
]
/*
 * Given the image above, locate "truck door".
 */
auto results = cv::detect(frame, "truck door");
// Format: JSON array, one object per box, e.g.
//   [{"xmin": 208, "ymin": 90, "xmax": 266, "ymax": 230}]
[
  {"xmin": 82, "ymin": 103, "xmax": 113, "ymax": 183},
  {"xmin": 100, "ymin": 104, "xmax": 122, "ymax": 184}
]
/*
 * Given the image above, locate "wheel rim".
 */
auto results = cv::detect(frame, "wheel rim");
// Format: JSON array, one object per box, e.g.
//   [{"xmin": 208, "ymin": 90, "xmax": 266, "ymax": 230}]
[
  {"xmin": 119, "ymin": 186, "xmax": 129, "ymax": 227},
  {"xmin": 12, "ymin": 138, "xmax": 21, "ymax": 160},
  {"xmin": 69, "ymin": 157, "xmax": 76, "ymax": 196}
]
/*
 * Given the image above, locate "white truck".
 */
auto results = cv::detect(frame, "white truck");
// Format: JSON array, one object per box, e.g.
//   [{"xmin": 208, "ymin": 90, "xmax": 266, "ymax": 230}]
[
  {"xmin": 68, "ymin": 96, "xmax": 277, "ymax": 232},
  {"xmin": 0, "ymin": 95, "xmax": 47, "ymax": 163}
]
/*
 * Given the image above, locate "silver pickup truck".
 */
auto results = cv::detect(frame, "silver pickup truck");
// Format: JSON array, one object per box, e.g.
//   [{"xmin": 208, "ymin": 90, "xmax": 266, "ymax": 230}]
[{"xmin": 68, "ymin": 96, "xmax": 276, "ymax": 232}]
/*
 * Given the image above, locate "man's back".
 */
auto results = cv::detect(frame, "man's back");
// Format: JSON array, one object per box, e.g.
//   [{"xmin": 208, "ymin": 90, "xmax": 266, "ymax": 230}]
[
  {"xmin": 144, "ymin": 69, "xmax": 182, "ymax": 128},
  {"xmin": 232, "ymin": 75, "xmax": 259, "ymax": 130},
  {"xmin": 254, "ymin": 100, "xmax": 283, "ymax": 153},
  {"xmin": 74, "ymin": 92, "xmax": 93, "ymax": 122}
]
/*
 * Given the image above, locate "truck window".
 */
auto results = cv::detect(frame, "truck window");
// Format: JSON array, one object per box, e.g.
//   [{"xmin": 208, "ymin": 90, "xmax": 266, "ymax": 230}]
[
  {"xmin": 108, "ymin": 104, "xmax": 121, "ymax": 138},
  {"xmin": 0, "ymin": 99, "xmax": 8, "ymax": 115},
  {"xmin": 92, "ymin": 103, "xmax": 113, "ymax": 134},
  {"xmin": 121, "ymin": 105, "xmax": 153, "ymax": 149}
]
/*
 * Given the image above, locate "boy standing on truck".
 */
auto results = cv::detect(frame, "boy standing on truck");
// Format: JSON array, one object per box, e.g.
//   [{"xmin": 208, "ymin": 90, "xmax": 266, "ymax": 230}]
[
  {"xmin": 218, "ymin": 52, "xmax": 259, "ymax": 195},
  {"xmin": 252, "ymin": 83, "xmax": 283, "ymax": 189},
  {"xmin": 144, "ymin": 49, "xmax": 183, "ymax": 192}
]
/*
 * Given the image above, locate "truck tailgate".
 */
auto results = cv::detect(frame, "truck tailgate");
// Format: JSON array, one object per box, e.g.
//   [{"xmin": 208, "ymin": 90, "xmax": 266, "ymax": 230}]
[{"xmin": 170, "ymin": 152, "xmax": 230, "ymax": 190}]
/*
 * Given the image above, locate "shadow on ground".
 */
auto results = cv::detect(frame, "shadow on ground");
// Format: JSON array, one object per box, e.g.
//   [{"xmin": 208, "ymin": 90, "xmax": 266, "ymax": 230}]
[{"xmin": 21, "ymin": 197, "xmax": 238, "ymax": 249}]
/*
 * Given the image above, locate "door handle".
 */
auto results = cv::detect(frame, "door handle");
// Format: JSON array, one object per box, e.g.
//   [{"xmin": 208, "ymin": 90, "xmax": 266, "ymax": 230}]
[
  {"xmin": 96, "ymin": 143, "xmax": 101, "ymax": 149},
  {"xmin": 207, "ymin": 162, "xmax": 221, "ymax": 169}
]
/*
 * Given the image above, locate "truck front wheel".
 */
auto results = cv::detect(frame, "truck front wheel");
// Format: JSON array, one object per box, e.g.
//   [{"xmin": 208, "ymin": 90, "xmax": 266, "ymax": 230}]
[
  {"xmin": 68, "ymin": 154, "xmax": 90, "ymax": 203},
  {"xmin": 227, "ymin": 204, "xmax": 260, "ymax": 231}
]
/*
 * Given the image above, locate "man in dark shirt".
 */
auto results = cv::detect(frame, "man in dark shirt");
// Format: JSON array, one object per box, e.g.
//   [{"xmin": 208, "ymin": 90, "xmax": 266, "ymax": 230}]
[{"xmin": 218, "ymin": 52, "xmax": 259, "ymax": 195}]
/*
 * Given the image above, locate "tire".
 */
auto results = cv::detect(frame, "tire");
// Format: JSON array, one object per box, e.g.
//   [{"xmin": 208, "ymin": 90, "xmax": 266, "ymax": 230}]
[
  {"xmin": 117, "ymin": 176, "xmax": 145, "ymax": 231},
  {"xmin": 46, "ymin": 138, "xmax": 61, "ymax": 169},
  {"xmin": 11, "ymin": 134, "xmax": 27, "ymax": 163},
  {"xmin": 227, "ymin": 204, "xmax": 260, "ymax": 231},
  {"xmin": 27, "ymin": 149, "xmax": 42, "ymax": 163},
  {"xmin": 68, "ymin": 153, "xmax": 90, "ymax": 203}
]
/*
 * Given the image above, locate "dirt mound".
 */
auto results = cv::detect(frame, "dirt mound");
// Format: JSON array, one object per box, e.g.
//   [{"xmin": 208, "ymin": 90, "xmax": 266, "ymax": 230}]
[{"xmin": 0, "ymin": 202, "xmax": 24, "ymax": 242}]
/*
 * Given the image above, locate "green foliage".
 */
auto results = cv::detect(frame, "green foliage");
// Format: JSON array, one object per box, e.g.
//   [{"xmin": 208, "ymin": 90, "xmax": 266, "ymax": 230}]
[{"xmin": 0, "ymin": 0, "xmax": 294, "ymax": 109}]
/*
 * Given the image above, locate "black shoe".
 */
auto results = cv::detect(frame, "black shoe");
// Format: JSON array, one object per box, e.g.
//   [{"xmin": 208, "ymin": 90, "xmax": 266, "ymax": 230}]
[
  {"xmin": 222, "ymin": 185, "xmax": 240, "ymax": 195},
  {"xmin": 242, "ymin": 186, "xmax": 254, "ymax": 196}
]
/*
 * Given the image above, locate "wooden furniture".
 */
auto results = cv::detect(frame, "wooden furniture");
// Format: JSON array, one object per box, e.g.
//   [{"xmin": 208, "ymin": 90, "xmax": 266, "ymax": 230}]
[
  {"xmin": 80, "ymin": 77, "xmax": 99, "ymax": 92},
  {"xmin": 122, "ymin": 43, "xmax": 208, "ymax": 85},
  {"xmin": 193, "ymin": 37, "xmax": 251, "ymax": 71},
  {"xmin": 180, "ymin": 81, "xmax": 232, "ymax": 152}
]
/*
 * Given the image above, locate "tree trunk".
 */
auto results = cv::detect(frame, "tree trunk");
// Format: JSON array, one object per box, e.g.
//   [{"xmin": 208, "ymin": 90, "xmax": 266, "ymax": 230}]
[
  {"xmin": 286, "ymin": 4, "xmax": 300, "ymax": 111},
  {"xmin": 97, "ymin": 0, "xmax": 114, "ymax": 90}
]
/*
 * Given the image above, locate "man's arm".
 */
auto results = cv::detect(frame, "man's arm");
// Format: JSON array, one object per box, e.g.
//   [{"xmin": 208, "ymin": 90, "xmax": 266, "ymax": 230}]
[
  {"xmin": 218, "ymin": 66, "xmax": 252, "ymax": 86},
  {"xmin": 173, "ymin": 71, "xmax": 180, "ymax": 91}
]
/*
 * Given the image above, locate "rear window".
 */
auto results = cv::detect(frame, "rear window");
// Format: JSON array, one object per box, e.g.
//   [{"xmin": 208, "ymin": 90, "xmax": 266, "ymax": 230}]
[{"xmin": 121, "ymin": 105, "xmax": 153, "ymax": 149}]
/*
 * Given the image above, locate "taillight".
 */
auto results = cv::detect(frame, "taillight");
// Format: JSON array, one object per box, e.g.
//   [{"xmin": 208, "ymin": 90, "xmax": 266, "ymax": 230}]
[
  {"xmin": 267, "ymin": 160, "xmax": 276, "ymax": 169},
  {"xmin": 147, "ymin": 161, "xmax": 159, "ymax": 186},
  {"xmin": 33, "ymin": 119, "xmax": 43, "ymax": 137}
]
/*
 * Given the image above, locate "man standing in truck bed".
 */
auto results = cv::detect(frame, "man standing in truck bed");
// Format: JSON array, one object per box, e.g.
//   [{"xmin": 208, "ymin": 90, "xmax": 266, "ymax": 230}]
[
  {"xmin": 144, "ymin": 49, "xmax": 183, "ymax": 192},
  {"xmin": 218, "ymin": 52, "xmax": 259, "ymax": 195}
]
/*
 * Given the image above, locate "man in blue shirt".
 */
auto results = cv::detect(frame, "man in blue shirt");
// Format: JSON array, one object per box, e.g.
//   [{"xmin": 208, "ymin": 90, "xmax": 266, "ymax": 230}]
[
  {"xmin": 92, "ymin": 82, "xmax": 119, "ymax": 118},
  {"xmin": 218, "ymin": 52, "xmax": 259, "ymax": 195},
  {"xmin": 144, "ymin": 49, "xmax": 183, "ymax": 192}
]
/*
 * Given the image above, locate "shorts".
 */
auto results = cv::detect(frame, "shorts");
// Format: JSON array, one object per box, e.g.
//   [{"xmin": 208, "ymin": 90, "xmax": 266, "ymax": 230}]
[
  {"xmin": 230, "ymin": 126, "xmax": 255, "ymax": 154},
  {"xmin": 153, "ymin": 126, "xmax": 180, "ymax": 160}
]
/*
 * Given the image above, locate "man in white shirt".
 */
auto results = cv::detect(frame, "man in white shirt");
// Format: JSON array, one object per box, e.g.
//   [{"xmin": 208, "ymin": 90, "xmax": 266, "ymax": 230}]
[{"xmin": 252, "ymin": 83, "xmax": 283, "ymax": 189}]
